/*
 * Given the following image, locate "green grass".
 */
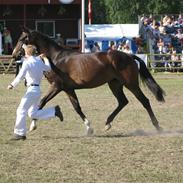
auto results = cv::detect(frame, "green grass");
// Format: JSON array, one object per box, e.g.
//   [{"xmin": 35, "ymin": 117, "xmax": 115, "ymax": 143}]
[{"xmin": 0, "ymin": 73, "xmax": 183, "ymax": 183}]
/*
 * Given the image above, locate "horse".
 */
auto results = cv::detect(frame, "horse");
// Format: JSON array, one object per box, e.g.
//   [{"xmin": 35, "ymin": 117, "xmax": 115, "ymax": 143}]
[{"xmin": 12, "ymin": 27, "xmax": 165, "ymax": 135}]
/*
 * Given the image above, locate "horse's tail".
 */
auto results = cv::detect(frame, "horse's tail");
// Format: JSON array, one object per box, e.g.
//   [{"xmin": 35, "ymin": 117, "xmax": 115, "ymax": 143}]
[{"xmin": 131, "ymin": 54, "xmax": 165, "ymax": 102}]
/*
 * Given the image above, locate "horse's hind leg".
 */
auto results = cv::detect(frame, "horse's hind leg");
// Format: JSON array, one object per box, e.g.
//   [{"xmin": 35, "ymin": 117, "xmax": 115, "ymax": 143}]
[
  {"xmin": 105, "ymin": 80, "xmax": 128, "ymax": 131},
  {"xmin": 127, "ymin": 85, "xmax": 162, "ymax": 131},
  {"xmin": 66, "ymin": 89, "xmax": 94, "ymax": 136}
]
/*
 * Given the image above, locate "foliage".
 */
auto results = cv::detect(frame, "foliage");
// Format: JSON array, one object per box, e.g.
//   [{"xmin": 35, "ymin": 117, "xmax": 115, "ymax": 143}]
[
  {"xmin": 86, "ymin": 0, "xmax": 183, "ymax": 24},
  {"xmin": 85, "ymin": 0, "xmax": 107, "ymax": 24}
]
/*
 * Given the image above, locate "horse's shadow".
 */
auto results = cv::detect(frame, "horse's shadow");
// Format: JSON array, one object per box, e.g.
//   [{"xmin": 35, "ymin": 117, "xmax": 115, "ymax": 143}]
[
  {"xmin": 39, "ymin": 129, "xmax": 183, "ymax": 140},
  {"xmin": 4, "ymin": 129, "xmax": 183, "ymax": 144},
  {"xmin": 95, "ymin": 129, "xmax": 183, "ymax": 138}
]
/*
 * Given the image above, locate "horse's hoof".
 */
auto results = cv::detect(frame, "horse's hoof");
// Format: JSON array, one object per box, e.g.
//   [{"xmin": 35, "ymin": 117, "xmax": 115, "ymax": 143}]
[
  {"xmin": 86, "ymin": 127, "xmax": 94, "ymax": 136},
  {"xmin": 156, "ymin": 126, "xmax": 163, "ymax": 133},
  {"xmin": 105, "ymin": 124, "xmax": 111, "ymax": 131}
]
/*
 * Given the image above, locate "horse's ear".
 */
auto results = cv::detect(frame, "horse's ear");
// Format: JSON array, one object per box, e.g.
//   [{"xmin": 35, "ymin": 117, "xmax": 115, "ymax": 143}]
[{"xmin": 19, "ymin": 25, "xmax": 31, "ymax": 34}]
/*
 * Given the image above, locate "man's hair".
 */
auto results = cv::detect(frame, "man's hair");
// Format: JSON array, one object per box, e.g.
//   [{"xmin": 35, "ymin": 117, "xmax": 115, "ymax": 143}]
[{"xmin": 24, "ymin": 44, "xmax": 37, "ymax": 56}]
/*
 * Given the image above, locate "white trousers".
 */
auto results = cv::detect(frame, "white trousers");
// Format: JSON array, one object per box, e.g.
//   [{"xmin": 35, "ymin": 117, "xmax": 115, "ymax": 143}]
[{"xmin": 14, "ymin": 86, "xmax": 55, "ymax": 136}]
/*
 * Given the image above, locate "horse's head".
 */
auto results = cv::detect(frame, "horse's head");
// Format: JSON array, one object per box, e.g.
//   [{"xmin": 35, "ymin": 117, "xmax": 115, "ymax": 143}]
[
  {"xmin": 12, "ymin": 26, "xmax": 68, "ymax": 62},
  {"xmin": 12, "ymin": 26, "xmax": 54, "ymax": 60},
  {"xmin": 12, "ymin": 27, "xmax": 31, "ymax": 60}
]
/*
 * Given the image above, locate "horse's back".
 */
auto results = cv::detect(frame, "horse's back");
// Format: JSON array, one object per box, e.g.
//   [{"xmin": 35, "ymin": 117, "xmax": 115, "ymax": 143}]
[
  {"xmin": 58, "ymin": 51, "xmax": 138, "ymax": 88},
  {"xmin": 51, "ymin": 52, "xmax": 114, "ymax": 88}
]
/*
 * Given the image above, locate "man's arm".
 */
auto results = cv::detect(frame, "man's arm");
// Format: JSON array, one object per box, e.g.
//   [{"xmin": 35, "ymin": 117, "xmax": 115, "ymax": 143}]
[
  {"xmin": 39, "ymin": 54, "xmax": 51, "ymax": 72},
  {"xmin": 7, "ymin": 61, "xmax": 27, "ymax": 89}
]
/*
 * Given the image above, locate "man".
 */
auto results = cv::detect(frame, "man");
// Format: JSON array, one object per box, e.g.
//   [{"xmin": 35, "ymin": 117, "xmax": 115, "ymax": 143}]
[{"xmin": 7, "ymin": 44, "xmax": 63, "ymax": 140}]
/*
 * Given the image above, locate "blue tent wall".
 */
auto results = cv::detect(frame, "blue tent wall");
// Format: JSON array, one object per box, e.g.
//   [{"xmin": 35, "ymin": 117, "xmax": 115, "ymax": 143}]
[{"xmin": 86, "ymin": 37, "xmax": 137, "ymax": 53}]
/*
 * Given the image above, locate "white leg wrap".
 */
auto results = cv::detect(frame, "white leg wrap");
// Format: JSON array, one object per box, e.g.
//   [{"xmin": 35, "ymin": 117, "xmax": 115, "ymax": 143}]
[
  {"xmin": 84, "ymin": 118, "xmax": 90, "ymax": 129},
  {"xmin": 84, "ymin": 118, "xmax": 94, "ymax": 136}
]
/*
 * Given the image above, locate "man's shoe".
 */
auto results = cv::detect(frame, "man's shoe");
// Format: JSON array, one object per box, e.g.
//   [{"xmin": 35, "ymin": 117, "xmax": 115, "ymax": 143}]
[
  {"xmin": 55, "ymin": 105, "xmax": 63, "ymax": 122},
  {"xmin": 10, "ymin": 134, "xmax": 26, "ymax": 141}
]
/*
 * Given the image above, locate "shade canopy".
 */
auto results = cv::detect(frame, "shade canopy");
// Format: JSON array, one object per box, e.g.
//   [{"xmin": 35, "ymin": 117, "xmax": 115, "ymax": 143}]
[{"xmin": 85, "ymin": 24, "xmax": 139, "ymax": 41}]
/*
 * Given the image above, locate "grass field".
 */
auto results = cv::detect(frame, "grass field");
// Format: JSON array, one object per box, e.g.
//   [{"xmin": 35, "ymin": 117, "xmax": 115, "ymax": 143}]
[{"xmin": 0, "ymin": 73, "xmax": 183, "ymax": 183}]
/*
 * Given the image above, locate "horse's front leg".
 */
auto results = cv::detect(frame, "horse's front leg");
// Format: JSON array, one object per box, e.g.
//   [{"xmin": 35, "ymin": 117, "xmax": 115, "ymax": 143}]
[
  {"xmin": 38, "ymin": 85, "xmax": 62, "ymax": 109},
  {"xmin": 66, "ymin": 89, "xmax": 94, "ymax": 136},
  {"xmin": 29, "ymin": 84, "xmax": 62, "ymax": 132}
]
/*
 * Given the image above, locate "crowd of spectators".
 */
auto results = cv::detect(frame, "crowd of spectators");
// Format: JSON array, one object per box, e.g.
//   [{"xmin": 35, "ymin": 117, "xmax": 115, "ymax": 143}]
[
  {"xmin": 140, "ymin": 14, "xmax": 183, "ymax": 71},
  {"xmin": 87, "ymin": 37, "xmax": 145, "ymax": 55}
]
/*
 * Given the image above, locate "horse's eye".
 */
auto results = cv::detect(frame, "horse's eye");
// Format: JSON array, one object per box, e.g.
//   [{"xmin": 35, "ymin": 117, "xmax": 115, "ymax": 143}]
[{"xmin": 20, "ymin": 35, "xmax": 28, "ymax": 43}]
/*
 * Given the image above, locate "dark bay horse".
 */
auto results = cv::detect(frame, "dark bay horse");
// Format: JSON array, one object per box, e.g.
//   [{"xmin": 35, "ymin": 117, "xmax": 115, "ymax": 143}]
[{"xmin": 12, "ymin": 27, "xmax": 165, "ymax": 135}]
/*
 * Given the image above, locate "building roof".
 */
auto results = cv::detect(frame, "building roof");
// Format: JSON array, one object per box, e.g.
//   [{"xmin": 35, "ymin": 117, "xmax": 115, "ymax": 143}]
[{"xmin": 0, "ymin": 0, "xmax": 80, "ymax": 4}]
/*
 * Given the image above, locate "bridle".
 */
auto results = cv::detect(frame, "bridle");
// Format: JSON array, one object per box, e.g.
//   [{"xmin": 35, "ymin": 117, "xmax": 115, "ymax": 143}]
[{"xmin": 13, "ymin": 33, "xmax": 29, "ymax": 59}]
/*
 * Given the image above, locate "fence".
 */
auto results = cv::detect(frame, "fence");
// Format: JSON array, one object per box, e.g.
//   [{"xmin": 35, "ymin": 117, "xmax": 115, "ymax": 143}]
[
  {"xmin": 0, "ymin": 53, "xmax": 183, "ymax": 74},
  {"xmin": 147, "ymin": 53, "xmax": 183, "ymax": 72},
  {"xmin": 0, "ymin": 55, "xmax": 16, "ymax": 74}
]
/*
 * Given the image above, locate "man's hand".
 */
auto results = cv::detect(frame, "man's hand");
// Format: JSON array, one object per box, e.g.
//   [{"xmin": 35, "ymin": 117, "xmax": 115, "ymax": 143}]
[
  {"xmin": 39, "ymin": 53, "xmax": 46, "ymax": 60},
  {"xmin": 39, "ymin": 54, "xmax": 49, "ymax": 63},
  {"xmin": 7, "ymin": 84, "xmax": 13, "ymax": 90}
]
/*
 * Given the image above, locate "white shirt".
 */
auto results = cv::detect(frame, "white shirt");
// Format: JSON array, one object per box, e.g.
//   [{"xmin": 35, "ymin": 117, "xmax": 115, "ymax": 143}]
[{"xmin": 11, "ymin": 56, "xmax": 51, "ymax": 87}]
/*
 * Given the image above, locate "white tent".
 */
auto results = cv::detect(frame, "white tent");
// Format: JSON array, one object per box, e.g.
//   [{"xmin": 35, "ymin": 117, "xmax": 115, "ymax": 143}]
[
  {"xmin": 84, "ymin": 24, "xmax": 139, "ymax": 52},
  {"xmin": 85, "ymin": 24, "xmax": 139, "ymax": 40}
]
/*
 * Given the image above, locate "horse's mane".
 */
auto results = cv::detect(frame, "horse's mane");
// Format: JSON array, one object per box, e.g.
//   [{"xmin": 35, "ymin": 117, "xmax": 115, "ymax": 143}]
[
  {"xmin": 31, "ymin": 30, "xmax": 66, "ymax": 50},
  {"xmin": 30, "ymin": 30, "xmax": 79, "ymax": 59}
]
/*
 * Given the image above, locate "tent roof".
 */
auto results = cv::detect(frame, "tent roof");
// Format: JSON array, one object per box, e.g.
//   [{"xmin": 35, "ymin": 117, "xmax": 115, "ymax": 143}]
[{"xmin": 85, "ymin": 24, "xmax": 139, "ymax": 41}]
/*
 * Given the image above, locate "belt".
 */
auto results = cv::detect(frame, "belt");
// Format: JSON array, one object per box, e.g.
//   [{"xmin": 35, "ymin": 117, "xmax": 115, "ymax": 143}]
[{"xmin": 30, "ymin": 84, "xmax": 39, "ymax": 86}]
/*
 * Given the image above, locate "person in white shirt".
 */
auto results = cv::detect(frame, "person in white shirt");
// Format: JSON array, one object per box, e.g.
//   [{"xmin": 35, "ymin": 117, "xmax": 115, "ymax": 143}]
[
  {"xmin": 123, "ymin": 44, "xmax": 132, "ymax": 54},
  {"xmin": 7, "ymin": 44, "xmax": 63, "ymax": 140}
]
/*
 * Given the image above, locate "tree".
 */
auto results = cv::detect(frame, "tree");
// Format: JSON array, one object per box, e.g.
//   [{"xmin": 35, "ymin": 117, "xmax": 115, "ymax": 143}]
[
  {"xmin": 85, "ymin": 0, "xmax": 107, "ymax": 24},
  {"xmin": 86, "ymin": 0, "xmax": 183, "ymax": 24}
]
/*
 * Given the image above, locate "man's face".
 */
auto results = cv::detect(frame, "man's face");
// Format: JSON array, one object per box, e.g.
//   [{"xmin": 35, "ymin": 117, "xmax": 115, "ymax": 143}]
[{"xmin": 25, "ymin": 51, "xmax": 30, "ymax": 59}]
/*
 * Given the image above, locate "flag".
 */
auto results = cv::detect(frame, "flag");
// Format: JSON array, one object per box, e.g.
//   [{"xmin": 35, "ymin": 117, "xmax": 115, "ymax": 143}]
[{"xmin": 88, "ymin": 0, "xmax": 92, "ymax": 24}]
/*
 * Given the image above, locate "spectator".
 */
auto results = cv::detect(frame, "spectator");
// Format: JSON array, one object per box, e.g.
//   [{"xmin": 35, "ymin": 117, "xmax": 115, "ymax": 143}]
[
  {"xmin": 180, "ymin": 50, "xmax": 183, "ymax": 68},
  {"xmin": 0, "ymin": 30, "xmax": 2, "ymax": 55},
  {"xmin": 91, "ymin": 42, "xmax": 100, "ymax": 52},
  {"xmin": 84, "ymin": 40, "xmax": 91, "ymax": 53},
  {"xmin": 175, "ymin": 29, "xmax": 183, "ymax": 40},
  {"xmin": 117, "ymin": 43, "xmax": 124, "ymax": 52},
  {"xmin": 171, "ymin": 49, "xmax": 179, "ymax": 72},
  {"xmin": 162, "ymin": 15, "xmax": 169, "ymax": 26},
  {"xmin": 152, "ymin": 21, "xmax": 160, "ymax": 40},
  {"xmin": 157, "ymin": 38, "xmax": 165, "ymax": 53},
  {"xmin": 108, "ymin": 41, "xmax": 117, "ymax": 51},
  {"xmin": 159, "ymin": 21, "xmax": 166, "ymax": 35},
  {"xmin": 123, "ymin": 44, "xmax": 132, "ymax": 54},
  {"xmin": 162, "ymin": 30, "xmax": 172, "ymax": 46},
  {"xmin": 178, "ymin": 14, "xmax": 183, "ymax": 25},
  {"xmin": 136, "ymin": 45, "xmax": 144, "ymax": 54},
  {"xmin": 55, "ymin": 33, "xmax": 64, "ymax": 46},
  {"xmin": 3, "ymin": 27, "xmax": 13, "ymax": 54}
]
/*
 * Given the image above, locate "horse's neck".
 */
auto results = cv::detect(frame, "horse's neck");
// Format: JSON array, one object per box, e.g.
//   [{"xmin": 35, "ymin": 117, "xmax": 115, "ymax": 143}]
[
  {"xmin": 49, "ymin": 50, "xmax": 61, "ymax": 64},
  {"xmin": 48, "ymin": 48, "xmax": 74, "ymax": 64},
  {"xmin": 38, "ymin": 46, "xmax": 60, "ymax": 64}
]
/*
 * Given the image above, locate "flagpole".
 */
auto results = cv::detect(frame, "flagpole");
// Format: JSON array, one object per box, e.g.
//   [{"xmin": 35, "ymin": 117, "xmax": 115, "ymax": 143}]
[
  {"xmin": 81, "ymin": 0, "xmax": 85, "ymax": 53},
  {"xmin": 88, "ymin": 0, "xmax": 91, "ymax": 25}
]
